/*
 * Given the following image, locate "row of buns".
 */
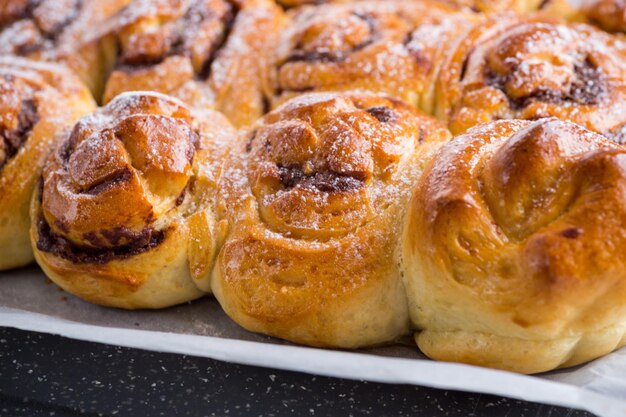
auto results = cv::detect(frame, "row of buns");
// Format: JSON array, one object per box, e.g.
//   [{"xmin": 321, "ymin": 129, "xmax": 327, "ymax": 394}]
[
  {"xmin": 2, "ymin": 0, "xmax": 626, "ymax": 374},
  {"xmin": 2, "ymin": 0, "xmax": 623, "ymax": 127}
]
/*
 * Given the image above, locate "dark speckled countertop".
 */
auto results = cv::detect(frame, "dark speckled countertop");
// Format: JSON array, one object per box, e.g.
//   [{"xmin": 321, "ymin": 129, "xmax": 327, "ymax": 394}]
[{"xmin": 0, "ymin": 327, "xmax": 596, "ymax": 417}]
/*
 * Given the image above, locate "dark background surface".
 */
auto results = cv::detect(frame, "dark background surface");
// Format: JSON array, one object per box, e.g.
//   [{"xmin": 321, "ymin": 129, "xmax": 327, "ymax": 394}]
[{"xmin": 0, "ymin": 327, "xmax": 596, "ymax": 417}]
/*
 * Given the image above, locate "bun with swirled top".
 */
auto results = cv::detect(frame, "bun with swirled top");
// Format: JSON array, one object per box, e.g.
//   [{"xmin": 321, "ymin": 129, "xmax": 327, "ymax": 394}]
[
  {"xmin": 434, "ymin": 14, "xmax": 626, "ymax": 140},
  {"xmin": 96, "ymin": 0, "xmax": 284, "ymax": 127},
  {"xmin": 212, "ymin": 92, "xmax": 450, "ymax": 347},
  {"xmin": 31, "ymin": 91, "xmax": 235, "ymax": 308},
  {"xmin": 269, "ymin": 0, "xmax": 477, "ymax": 114},
  {"xmin": 0, "ymin": 0, "xmax": 131, "ymax": 96}
]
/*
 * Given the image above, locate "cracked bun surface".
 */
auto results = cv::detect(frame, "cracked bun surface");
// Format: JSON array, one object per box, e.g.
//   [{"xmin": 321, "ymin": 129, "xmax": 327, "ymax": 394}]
[{"xmin": 31, "ymin": 91, "xmax": 235, "ymax": 308}]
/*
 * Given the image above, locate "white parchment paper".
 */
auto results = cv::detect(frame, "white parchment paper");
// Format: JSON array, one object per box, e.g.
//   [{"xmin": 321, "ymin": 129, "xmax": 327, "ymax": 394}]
[{"xmin": 1, "ymin": 267, "xmax": 625, "ymax": 417}]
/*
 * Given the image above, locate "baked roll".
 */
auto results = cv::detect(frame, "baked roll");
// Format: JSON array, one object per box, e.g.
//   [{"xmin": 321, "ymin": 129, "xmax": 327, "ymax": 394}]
[
  {"xmin": 270, "ymin": 0, "xmax": 476, "ymax": 114},
  {"xmin": 583, "ymin": 0, "xmax": 626, "ymax": 33},
  {"xmin": 0, "ymin": 0, "xmax": 130, "ymax": 96},
  {"xmin": 31, "ymin": 92, "xmax": 235, "ymax": 308},
  {"xmin": 404, "ymin": 118, "xmax": 626, "ymax": 373},
  {"xmin": 446, "ymin": 0, "xmax": 571, "ymax": 14},
  {"xmin": 99, "ymin": 0, "xmax": 284, "ymax": 127},
  {"xmin": 0, "ymin": 57, "xmax": 95, "ymax": 271},
  {"xmin": 434, "ymin": 15, "xmax": 626, "ymax": 138},
  {"xmin": 212, "ymin": 92, "xmax": 450, "ymax": 348}
]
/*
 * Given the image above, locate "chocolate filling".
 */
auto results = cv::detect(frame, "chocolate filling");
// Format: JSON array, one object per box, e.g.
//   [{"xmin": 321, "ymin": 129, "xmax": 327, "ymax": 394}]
[
  {"xmin": 82, "ymin": 168, "xmax": 133, "ymax": 195},
  {"xmin": 278, "ymin": 165, "xmax": 364, "ymax": 193},
  {"xmin": 485, "ymin": 57, "xmax": 607, "ymax": 110},
  {"xmin": 0, "ymin": 0, "xmax": 33, "ymax": 28},
  {"xmin": 245, "ymin": 129, "xmax": 257, "ymax": 153},
  {"xmin": 538, "ymin": 0, "xmax": 552, "ymax": 9},
  {"xmin": 366, "ymin": 106, "xmax": 397, "ymax": 123},
  {"xmin": 117, "ymin": 0, "xmax": 237, "ymax": 81},
  {"xmin": 36, "ymin": 212, "xmax": 165, "ymax": 264},
  {"xmin": 277, "ymin": 0, "xmax": 329, "ymax": 9},
  {"xmin": 0, "ymin": 97, "xmax": 39, "ymax": 171},
  {"xmin": 284, "ymin": 11, "xmax": 376, "ymax": 64},
  {"xmin": 560, "ymin": 227, "xmax": 582, "ymax": 239},
  {"xmin": 2, "ymin": 0, "xmax": 82, "ymax": 54}
]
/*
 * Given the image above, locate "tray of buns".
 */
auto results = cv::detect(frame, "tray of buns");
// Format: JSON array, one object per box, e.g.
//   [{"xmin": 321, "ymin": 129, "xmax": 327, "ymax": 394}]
[{"xmin": 1, "ymin": 0, "xmax": 626, "ymax": 416}]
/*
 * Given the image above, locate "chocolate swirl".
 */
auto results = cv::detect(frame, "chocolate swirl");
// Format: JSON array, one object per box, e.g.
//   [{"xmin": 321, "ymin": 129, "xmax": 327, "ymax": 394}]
[
  {"xmin": 101, "ymin": 0, "xmax": 282, "ymax": 127},
  {"xmin": 213, "ymin": 92, "xmax": 450, "ymax": 347},
  {"xmin": 245, "ymin": 94, "xmax": 431, "ymax": 239},
  {"xmin": 272, "ymin": 0, "xmax": 475, "ymax": 112},
  {"xmin": 115, "ymin": 0, "xmax": 234, "ymax": 73},
  {"xmin": 0, "ymin": 0, "xmax": 81, "ymax": 56},
  {"xmin": 0, "ymin": 75, "xmax": 39, "ymax": 171},
  {"xmin": 38, "ymin": 93, "xmax": 199, "ymax": 263},
  {"xmin": 102, "ymin": 0, "xmax": 235, "ymax": 102},
  {"xmin": 405, "ymin": 118, "xmax": 626, "ymax": 373},
  {"xmin": 436, "ymin": 16, "xmax": 626, "ymax": 137}
]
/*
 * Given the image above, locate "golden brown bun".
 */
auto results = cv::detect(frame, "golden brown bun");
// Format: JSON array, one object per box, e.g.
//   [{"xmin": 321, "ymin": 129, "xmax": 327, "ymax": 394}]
[
  {"xmin": 446, "ymin": 0, "xmax": 571, "ymax": 14},
  {"xmin": 583, "ymin": 0, "xmax": 626, "ymax": 32},
  {"xmin": 435, "ymin": 14, "xmax": 626, "ymax": 138},
  {"xmin": 404, "ymin": 118, "xmax": 626, "ymax": 374},
  {"xmin": 0, "ymin": 0, "xmax": 131, "ymax": 97},
  {"xmin": 98, "ymin": 0, "xmax": 284, "ymax": 127},
  {"xmin": 0, "ymin": 57, "xmax": 95, "ymax": 271},
  {"xmin": 31, "ymin": 91, "xmax": 235, "ymax": 308},
  {"xmin": 212, "ymin": 92, "xmax": 451, "ymax": 348},
  {"xmin": 270, "ymin": 0, "xmax": 477, "ymax": 114}
]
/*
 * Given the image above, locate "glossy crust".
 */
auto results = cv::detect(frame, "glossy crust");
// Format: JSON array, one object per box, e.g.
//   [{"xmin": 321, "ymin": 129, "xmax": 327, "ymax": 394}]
[
  {"xmin": 583, "ymin": 0, "xmax": 626, "ymax": 32},
  {"xmin": 31, "ymin": 92, "xmax": 235, "ymax": 309},
  {"xmin": 98, "ymin": 0, "xmax": 284, "ymax": 127},
  {"xmin": 212, "ymin": 92, "xmax": 451, "ymax": 348},
  {"xmin": 435, "ymin": 14, "xmax": 626, "ymax": 138},
  {"xmin": 270, "ymin": 0, "xmax": 476, "ymax": 114},
  {"xmin": 404, "ymin": 118, "xmax": 626, "ymax": 373},
  {"xmin": 0, "ymin": 0, "xmax": 131, "ymax": 96},
  {"xmin": 0, "ymin": 57, "xmax": 95, "ymax": 271}
]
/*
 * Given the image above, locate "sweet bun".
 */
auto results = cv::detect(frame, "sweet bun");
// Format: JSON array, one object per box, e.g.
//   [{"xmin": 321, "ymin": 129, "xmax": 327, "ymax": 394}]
[
  {"xmin": 212, "ymin": 92, "xmax": 450, "ymax": 347},
  {"xmin": 0, "ymin": 57, "xmax": 95, "ymax": 271},
  {"xmin": 403, "ymin": 118, "xmax": 626, "ymax": 373},
  {"xmin": 434, "ymin": 14, "xmax": 626, "ymax": 138},
  {"xmin": 0, "ymin": 0, "xmax": 131, "ymax": 96},
  {"xmin": 270, "ymin": 0, "xmax": 476, "ymax": 114},
  {"xmin": 97, "ymin": 0, "xmax": 284, "ymax": 127},
  {"xmin": 31, "ymin": 92, "xmax": 235, "ymax": 308}
]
